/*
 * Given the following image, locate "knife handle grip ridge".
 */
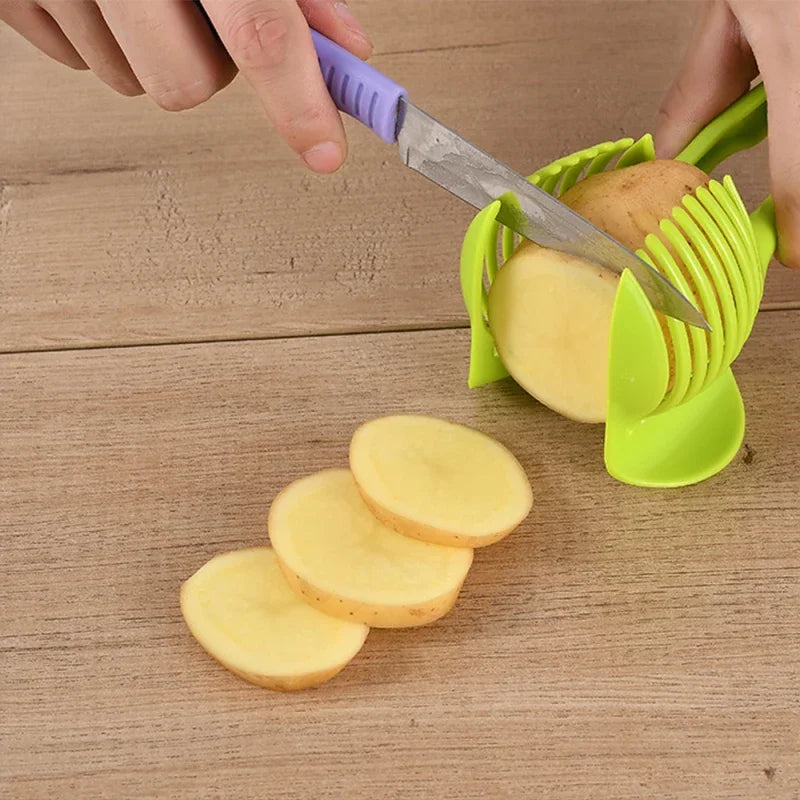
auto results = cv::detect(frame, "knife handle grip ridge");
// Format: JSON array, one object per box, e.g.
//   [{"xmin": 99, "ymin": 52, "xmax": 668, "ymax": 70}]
[{"xmin": 310, "ymin": 30, "xmax": 408, "ymax": 143}]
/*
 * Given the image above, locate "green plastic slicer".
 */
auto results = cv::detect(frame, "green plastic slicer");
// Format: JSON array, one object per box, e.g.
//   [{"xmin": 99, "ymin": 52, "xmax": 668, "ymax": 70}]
[{"xmin": 460, "ymin": 84, "xmax": 776, "ymax": 488}]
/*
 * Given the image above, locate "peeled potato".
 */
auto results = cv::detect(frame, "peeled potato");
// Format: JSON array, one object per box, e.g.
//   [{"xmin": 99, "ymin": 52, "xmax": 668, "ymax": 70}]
[
  {"xmin": 488, "ymin": 159, "xmax": 711, "ymax": 421},
  {"xmin": 349, "ymin": 414, "xmax": 532, "ymax": 547},
  {"xmin": 180, "ymin": 547, "xmax": 368, "ymax": 691},
  {"xmin": 488, "ymin": 245, "xmax": 619, "ymax": 423},
  {"xmin": 269, "ymin": 469, "xmax": 474, "ymax": 628}
]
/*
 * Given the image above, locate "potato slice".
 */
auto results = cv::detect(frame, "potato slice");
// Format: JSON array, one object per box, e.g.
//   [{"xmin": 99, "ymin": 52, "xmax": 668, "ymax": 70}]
[
  {"xmin": 349, "ymin": 414, "xmax": 532, "ymax": 548},
  {"xmin": 180, "ymin": 547, "xmax": 368, "ymax": 691},
  {"xmin": 269, "ymin": 469, "xmax": 474, "ymax": 628},
  {"xmin": 488, "ymin": 244, "xmax": 619, "ymax": 423}
]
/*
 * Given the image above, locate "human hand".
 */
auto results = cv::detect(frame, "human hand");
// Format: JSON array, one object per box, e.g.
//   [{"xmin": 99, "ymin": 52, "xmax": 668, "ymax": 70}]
[
  {"xmin": 0, "ymin": 0, "xmax": 373, "ymax": 173},
  {"xmin": 654, "ymin": 0, "xmax": 800, "ymax": 268}
]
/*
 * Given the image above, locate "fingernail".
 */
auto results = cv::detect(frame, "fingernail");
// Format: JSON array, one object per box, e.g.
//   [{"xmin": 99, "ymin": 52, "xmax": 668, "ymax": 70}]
[
  {"xmin": 302, "ymin": 141, "xmax": 343, "ymax": 173},
  {"xmin": 334, "ymin": 1, "xmax": 372, "ymax": 46}
]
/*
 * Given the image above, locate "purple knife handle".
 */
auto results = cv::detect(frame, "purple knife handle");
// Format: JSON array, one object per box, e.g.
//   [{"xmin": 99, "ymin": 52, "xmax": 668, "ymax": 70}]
[{"xmin": 310, "ymin": 30, "xmax": 407, "ymax": 143}]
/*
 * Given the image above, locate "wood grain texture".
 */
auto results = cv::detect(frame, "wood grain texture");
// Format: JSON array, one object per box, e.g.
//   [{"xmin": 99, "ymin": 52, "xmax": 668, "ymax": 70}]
[
  {"xmin": 2, "ymin": 1, "xmax": 798, "ymax": 353},
  {"xmin": 2, "ymin": 312, "xmax": 799, "ymax": 800},
  {"xmin": 2, "ymin": 2, "xmax": 800, "ymax": 796}
]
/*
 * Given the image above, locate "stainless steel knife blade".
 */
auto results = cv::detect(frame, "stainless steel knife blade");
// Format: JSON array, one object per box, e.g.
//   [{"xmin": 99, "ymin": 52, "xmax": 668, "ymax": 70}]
[{"xmin": 395, "ymin": 98, "xmax": 709, "ymax": 330}]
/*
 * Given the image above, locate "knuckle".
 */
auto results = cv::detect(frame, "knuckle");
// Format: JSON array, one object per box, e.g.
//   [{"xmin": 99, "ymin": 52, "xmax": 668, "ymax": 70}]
[
  {"xmin": 656, "ymin": 104, "xmax": 676, "ymax": 126},
  {"xmin": 289, "ymin": 102, "xmax": 327, "ymax": 131},
  {"xmin": 223, "ymin": 4, "xmax": 292, "ymax": 71},
  {"xmin": 666, "ymin": 77, "xmax": 692, "ymax": 112},
  {"xmin": 277, "ymin": 103, "xmax": 330, "ymax": 144},
  {"xmin": 656, "ymin": 82, "xmax": 686, "ymax": 124}
]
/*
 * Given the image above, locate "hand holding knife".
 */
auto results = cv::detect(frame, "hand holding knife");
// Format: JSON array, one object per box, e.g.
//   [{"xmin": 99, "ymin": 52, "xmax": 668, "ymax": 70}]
[{"xmin": 192, "ymin": 3, "xmax": 707, "ymax": 329}]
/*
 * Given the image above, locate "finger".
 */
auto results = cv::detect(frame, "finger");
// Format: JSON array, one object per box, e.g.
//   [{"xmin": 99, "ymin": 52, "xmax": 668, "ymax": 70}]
[
  {"xmin": 735, "ymin": 6, "xmax": 800, "ymax": 269},
  {"xmin": 201, "ymin": 0, "xmax": 348, "ymax": 173},
  {"xmin": 0, "ymin": 0, "xmax": 87, "ymax": 69},
  {"xmin": 654, "ymin": 0, "xmax": 758, "ymax": 159},
  {"xmin": 297, "ymin": 0, "xmax": 372, "ymax": 60},
  {"xmin": 40, "ymin": 0, "xmax": 142, "ymax": 95},
  {"xmin": 97, "ymin": 0, "xmax": 236, "ymax": 111}
]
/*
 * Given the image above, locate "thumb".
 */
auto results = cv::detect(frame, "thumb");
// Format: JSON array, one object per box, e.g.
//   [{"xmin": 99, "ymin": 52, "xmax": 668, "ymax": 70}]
[{"xmin": 654, "ymin": 0, "xmax": 758, "ymax": 159}]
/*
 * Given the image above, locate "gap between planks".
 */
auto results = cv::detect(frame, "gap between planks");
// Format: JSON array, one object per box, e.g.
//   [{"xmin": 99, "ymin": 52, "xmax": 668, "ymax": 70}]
[
  {"xmin": 0, "ymin": 304, "xmax": 797, "ymax": 358},
  {"xmin": 0, "ymin": 321, "xmax": 470, "ymax": 357}
]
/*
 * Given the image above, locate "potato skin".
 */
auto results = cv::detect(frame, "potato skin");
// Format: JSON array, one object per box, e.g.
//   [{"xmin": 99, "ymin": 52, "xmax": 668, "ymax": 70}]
[
  {"xmin": 273, "ymin": 551, "xmax": 473, "ymax": 629},
  {"xmin": 356, "ymin": 485, "xmax": 520, "ymax": 549},
  {"xmin": 215, "ymin": 656, "xmax": 357, "ymax": 692},
  {"xmin": 558, "ymin": 159, "xmax": 709, "ymax": 251},
  {"xmin": 557, "ymin": 159, "xmax": 711, "ymax": 390}
]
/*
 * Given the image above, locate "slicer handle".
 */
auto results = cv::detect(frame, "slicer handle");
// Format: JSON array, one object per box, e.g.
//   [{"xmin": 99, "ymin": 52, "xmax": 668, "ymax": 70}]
[
  {"xmin": 310, "ymin": 30, "xmax": 407, "ymax": 143},
  {"xmin": 676, "ymin": 83, "xmax": 767, "ymax": 173}
]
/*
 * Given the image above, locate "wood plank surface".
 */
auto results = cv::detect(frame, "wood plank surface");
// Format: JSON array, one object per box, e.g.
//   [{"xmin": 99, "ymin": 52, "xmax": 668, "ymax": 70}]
[
  {"xmin": 2, "ymin": 311, "xmax": 799, "ymax": 799},
  {"xmin": 3, "ymin": 2, "xmax": 799, "ymax": 797},
  {"xmin": 3, "ymin": 1, "xmax": 798, "ymax": 353}
]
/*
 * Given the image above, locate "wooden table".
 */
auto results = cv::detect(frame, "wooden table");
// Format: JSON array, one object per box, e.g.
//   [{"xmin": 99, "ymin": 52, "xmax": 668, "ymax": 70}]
[{"xmin": 2, "ymin": 3, "xmax": 798, "ymax": 798}]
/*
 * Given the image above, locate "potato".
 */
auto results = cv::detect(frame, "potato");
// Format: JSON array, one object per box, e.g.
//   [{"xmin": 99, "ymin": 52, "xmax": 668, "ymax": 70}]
[
  {"xmin": 349, "ymin": 414, "xmax": 532, "ymax": 547},
  {"xmin": 488, "ymin": 159, "xmax": 711, "ymax": 422},
  {"xmin": 558, "ymin": 159, "xmax": 709, "ymax": 251},
  {"xmin": 180, "ymin": 547, "xmax": 368, "ymax": 691},
  {"xmin": 269, "ymin": 469, "xmax": 474, "ymax": 628},
  {"xmin": 560, "ymin": 159, "xmax": 712, "ymax": 370}
]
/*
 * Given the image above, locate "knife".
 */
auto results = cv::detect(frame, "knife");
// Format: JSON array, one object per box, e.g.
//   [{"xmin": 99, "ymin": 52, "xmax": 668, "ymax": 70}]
[{"xmin": 309, "ymin": 31, "xmax": 708, "ymax": 330}]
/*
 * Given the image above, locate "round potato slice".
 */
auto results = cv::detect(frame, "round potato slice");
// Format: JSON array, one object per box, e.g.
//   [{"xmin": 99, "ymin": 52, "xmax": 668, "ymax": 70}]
[
  {"xmin": 488, "ymin": 244, "xmax": 619, "ymax": 423},
  {"xmin": 180, "ymin": 547, "xmax": 368, "ymax": 691},
  {"xmin": 268, "ymin": 469, "xmax": 474, "ymax": 628},
  {"xmin": 349, "ymin": 414, "xmax": 532, "ymax": 547}
]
